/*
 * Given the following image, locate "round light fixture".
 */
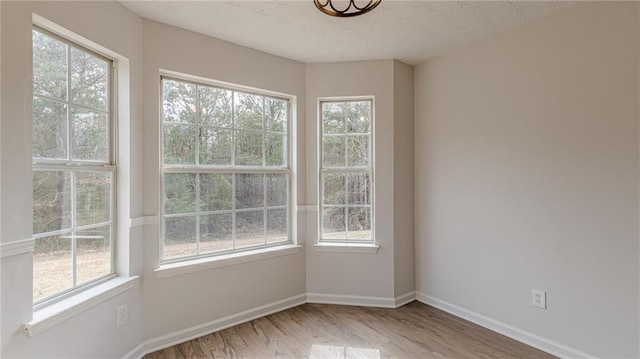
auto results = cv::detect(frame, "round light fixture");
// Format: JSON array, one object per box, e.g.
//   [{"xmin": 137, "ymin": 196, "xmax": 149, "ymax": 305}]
[{"xmin": 313, "ymin": 0, "xmax": 382, "ymax": 17}]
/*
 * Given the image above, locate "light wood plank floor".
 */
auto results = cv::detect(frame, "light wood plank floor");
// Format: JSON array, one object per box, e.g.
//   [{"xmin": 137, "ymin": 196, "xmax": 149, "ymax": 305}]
[{"xmin": 145, "ymin": 301, "xmax": 555, "ymax": 359}]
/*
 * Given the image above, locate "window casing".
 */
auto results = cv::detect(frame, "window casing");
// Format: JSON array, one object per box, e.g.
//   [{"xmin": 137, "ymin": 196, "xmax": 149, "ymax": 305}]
[
  {"xmin": 161, "ymin": 76, "xmax": 292, "ymax": 263},
  {"xmin": 32, "ymin": 27, "xmax": 116, "ymax": 305},
  {"xmin": 319, "ymin": 99, "xmax": 374, "ymax": 244}
]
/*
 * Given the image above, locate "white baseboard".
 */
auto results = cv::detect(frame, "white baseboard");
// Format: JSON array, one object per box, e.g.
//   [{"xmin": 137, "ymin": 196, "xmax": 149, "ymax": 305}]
[
  {"xmin": 415, "ymin": 292, "xmax": 596, "ymax": 359},
  {"xmin": 394, "ymin": 291, "xmax": 416, "ymax": 307},
  {"xmin": 123, "ymin": 343, "xmax": 145, "ymax": 359},
  {"xmin": 142, "ymin": 293, "xmax": 307, "ymax": 355},
  {"xmin": 307, "ymin": 292, "xmax": 398, "ymax": 308}
]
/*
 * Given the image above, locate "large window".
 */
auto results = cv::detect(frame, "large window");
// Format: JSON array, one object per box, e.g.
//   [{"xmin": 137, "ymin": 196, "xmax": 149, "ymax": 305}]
[
  {"xmin": 32, "ymin": 28, "xmax": 115, "ymax": 304},
  {"xmin": 161, "ymin": 77, "xmax": 291, "ymax": 262},
  {"xmin": 319, "ymin": 99, "xmax": 374, "ymax": 243}
]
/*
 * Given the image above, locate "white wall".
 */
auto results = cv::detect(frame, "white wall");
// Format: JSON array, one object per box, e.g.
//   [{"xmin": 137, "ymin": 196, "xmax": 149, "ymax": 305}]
[
  {"xmin": 140, "ymin": 20, "xmax": 308, "ymax": 347},
  {"xmin": 1, "ymin": 1, "xmax": 144, "ymax": 357},
  {"xmin": 414, "ymin": 2, "xmax": 639, "ymax": 357},
  {"xmin": 306, "ymin": 61, "xmax": 395, "ymax": 301},
  {"xmin": 305, "ymin": 60, "xmax": 415, "ymax": 304},
  {"xmin": 392, "ymin": 60, "xmax": 414, "ymax": 298}
]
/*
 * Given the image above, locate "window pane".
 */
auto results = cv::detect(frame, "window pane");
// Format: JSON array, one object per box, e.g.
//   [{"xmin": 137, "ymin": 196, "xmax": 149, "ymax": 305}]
[
  {"xmin": 199, "ymin": 173, "xmax": 232, "ymax": 212},
  {"xmin": 76, "ymin": 171, "xmax": 111, "ymax": 227},
  {"xmin": 76, "ymin": 226, "xmax": 111, "ymax": 285},
  {"xmin": 236, "ymin": 174, "xmax": 264, "ymax": 209},
  {"xmin": 199, "ymin": 128, "xmax": 232, "ymax": 165},
  {"xmin": 265, "ymin": 97, "xmax": 287, "ymax": 133},
  {"xmin": 322, "ymin": 207, "xmax": 346, "ymax": 240},
  {"xmin": 33, "ymin": 97, "xmax": 67, "ymax": 159},
  {"xmin": 163, "ymin": 216, "xmax": 196, "ymax": 259},
  {"xmin": 33, "ymin": 30, "xmax": 67, "ymax": 100},
  {"xmin": 33, "ymin": 170, "xmax": 72, "ymax": 235},
  {"xmin": 322, "ymin": 102, "xmax": 345, "ymax": 134},
  {"xmin": 71, "ymin": 107, "xmax": 108, "ymax": 161},
  {"xmin": 33, "ymin": 234, "xmax": 72, "ymax": 302},
  {"xmin": 163, "ymin": 80, "xmax": 196, "ymax": 124},
  {"xmin": 347, "ymin": 173, "xmax": 371, "ymax": 205},
  {"xmin": 322, "ymin": 136, "xmax": 345, "ymax": 167},
  {"xmin": 164, "ymin": 173, "xmax": 196, "ymax": 214},
  {"xmin": 236, "ymin": 210, "xmax": 264, "ymax": 248},
  {"xmin": 266, "ymin": 133, "xmax": 286, "ymax": 167},
  {"xmin": 70, "ymin": 47, "xmax": 108, "ymax": 111},
  {"xmin": 346, "ymin": 101, "xmax": 371, "ymax": 133},
  {"xmin": 323, "ymin": 173, "xmax": 346, "ymax": 205},
  {"xmin": 234, "ymin": 93, "xmax": 263, "ymax": 130},
  {"xmin": 266, "ymin": 174, "xmax": 287, "ymax": 207},
  {"xmin": 347, "ymin": 207, "xmax": 371, "ymax": 241},
  {"xmin": 200, "ymin": 214, "xmax": 232, "ymax": 253},
  {"xmin": 347, "ymin": 135, "xmax": 370, "ymax": 167},
  {"xmin": 199, "ymin": 86, "xmax": 232, "ymax": 128},
  {"xmin": 163, "ymin": 124, "xmax": 196, "ymax": 164},
  {"xmin": 266, "ymin": 208, "xmax": 287, "ymax": 244},
  {"xmin": 235, "ymin": 130, "xmax": 263, "ymax": 166}
]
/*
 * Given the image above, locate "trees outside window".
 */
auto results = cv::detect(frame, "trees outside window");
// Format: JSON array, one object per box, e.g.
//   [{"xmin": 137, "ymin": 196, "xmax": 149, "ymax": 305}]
[
  {"xmin": 32, "ymin": 28, "xmax": 115, "ymax": 304},
  {"xmin": 161, "ymin": 78, "xmax": 291, "ymax": 262},
  {"xmin": 319, "ymin": 99, "xmax": 374, "ymax": 243}
]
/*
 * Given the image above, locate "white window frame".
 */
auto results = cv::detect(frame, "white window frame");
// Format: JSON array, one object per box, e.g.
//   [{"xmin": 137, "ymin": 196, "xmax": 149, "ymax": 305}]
[
  {"xmin": 31, "ymin": 26, "xmax": 117, "ymax": 308},
  {"xmin": 160, "ymin": 73, "xmax": 295, "ymax": 264},
  {"xmin": 318, "ymin": 97, "xmax": 375, "ymax": 245}
]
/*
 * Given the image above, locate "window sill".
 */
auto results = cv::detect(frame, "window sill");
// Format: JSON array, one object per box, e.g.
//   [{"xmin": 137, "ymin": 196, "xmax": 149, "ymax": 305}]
[
  {"xmin": 24, "ymin": 276, "xmax": 139, "ymax": 337},
  {"xmin": 156, "ymin": 244, "xmax": 303, "ymax": 279},
  {"xmin": 314, "ymin": 243, "xmax": 380, "ymax": 254}
]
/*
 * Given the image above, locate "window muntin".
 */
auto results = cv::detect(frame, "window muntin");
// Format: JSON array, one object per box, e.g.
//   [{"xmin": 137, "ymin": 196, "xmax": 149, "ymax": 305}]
[
  {"xmin": 319, "ymin": 100, "xmax": 374, "ymax": 243},
  {"xmin": 32, "ymin": 28, "xmax": 115, "ymax": 304},
  {"xmin": 161, "ymin": 77, "xmax": 291, "ymax": 262}
]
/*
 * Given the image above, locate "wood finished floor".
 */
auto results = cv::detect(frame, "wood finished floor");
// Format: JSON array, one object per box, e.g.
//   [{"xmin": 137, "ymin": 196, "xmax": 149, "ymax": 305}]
[{"xmin": 145, "ymin": 301, "xmax": 556, "ymax": 359}]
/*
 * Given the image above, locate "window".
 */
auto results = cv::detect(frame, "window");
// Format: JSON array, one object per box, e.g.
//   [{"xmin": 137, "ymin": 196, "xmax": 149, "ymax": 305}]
[
  {"xmin": 319, "ymin": 99, "xmax": 374, "ymax": 243},
  {"xmin": 161, "ymin": 77, "xmax": 292, "ymax": 262},
  {"xmin": 32, "ymin": 28, "xmax": 115, "ymax": 304}
]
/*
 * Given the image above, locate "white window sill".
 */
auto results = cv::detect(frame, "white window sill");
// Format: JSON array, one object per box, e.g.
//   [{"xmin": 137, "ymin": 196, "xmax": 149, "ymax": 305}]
[
  {"xmin": 314, "ymin": 243, "xmax": 380, "ymax": 254},
  {"xmin": 24, "ymin": 276, "xmax": 139, "ymax": 337},
  {"xmin": 156, "ymin": 244, "xmax": 303, "ymax": 279}
]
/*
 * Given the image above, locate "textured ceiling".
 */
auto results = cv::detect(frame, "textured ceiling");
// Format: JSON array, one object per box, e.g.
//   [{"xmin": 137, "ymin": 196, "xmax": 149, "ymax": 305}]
[{"xmin": 120, "ymin": 0, "xmax": 579, "ymax": 65}]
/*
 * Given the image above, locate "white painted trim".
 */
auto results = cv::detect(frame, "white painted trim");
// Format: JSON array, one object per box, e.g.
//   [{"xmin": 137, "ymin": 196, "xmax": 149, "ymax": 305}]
[
  {"xmin": 143, "ymin": 293, "xmax": 307, "ymax": 354},
  {"xmin": 415, "ymin": 292, "xmax": 596, "ymax": 359},
  {"xmin": 129, "ymin": 216, "xmax": 160, "ymax": 228},
  {"xmin": 394, "ymin": 291, "xmax": 416, "ymax": 307},
  {"xmin": 314, "ymin": 243, "xmax": 379, "ymax": 254},
  {"xmin": 0, "ymin": 238, "xmax": 34, "ymax": 258},
  {"xmin": 297, "ymin": 204, "xmax": 317, "ymax": 212},
  {"xmin": 156, "ymin": 245, "xmax": 302, "ymax": 279},
  {"xmin": 24, "ymin": 276, "xmax": 139, "ymax": 337},
  {"xmin": 306, "ymin": 293, "xmax": 396, "ymax": 308},
  {"xmin": 122, "ymin": 343, "xmax": 145, "ymax": 359}
]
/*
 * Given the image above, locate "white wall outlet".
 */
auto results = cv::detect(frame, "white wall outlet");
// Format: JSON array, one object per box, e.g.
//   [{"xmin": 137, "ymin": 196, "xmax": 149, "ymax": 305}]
[
  {"xmin": 532, "ymin": 289, "xmax": 546, "ymax": 309},
  {"xmin": 116, "ymin": 304, "xmax": 128, "ymax": 328}
]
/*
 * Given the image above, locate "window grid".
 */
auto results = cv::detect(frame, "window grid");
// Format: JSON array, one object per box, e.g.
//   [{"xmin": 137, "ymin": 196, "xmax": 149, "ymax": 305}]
[
  {"xmin": 32, "ymin": 27, "xmax": 116, "ymax": 306},
  {"xmin": 319, "ymin": 99, "xmax": 374, "ymax": 244},
  {"xmin": 161, "ymin": 77, "xmax": 291, "ymax": 263}
]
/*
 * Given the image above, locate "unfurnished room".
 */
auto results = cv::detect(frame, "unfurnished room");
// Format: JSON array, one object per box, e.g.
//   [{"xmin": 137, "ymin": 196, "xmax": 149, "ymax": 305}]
[{"xmin": 1, "ymin": 0, "xmax": 639, "ymax": 358}]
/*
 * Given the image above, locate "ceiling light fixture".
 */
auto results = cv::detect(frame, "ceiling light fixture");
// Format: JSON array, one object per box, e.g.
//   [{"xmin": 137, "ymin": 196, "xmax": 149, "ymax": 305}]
[{"xmin": 313, "ymin": 0, "xmax": 382, "ymax": 17}]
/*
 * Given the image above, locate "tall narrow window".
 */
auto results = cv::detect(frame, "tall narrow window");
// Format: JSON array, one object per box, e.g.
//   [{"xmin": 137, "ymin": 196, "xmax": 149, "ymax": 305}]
[
  {"xmin": 32, "ymin": 28, "xmax": 115, "ymax": 304},
  {"xmin": 161, "ymin": 77, "xmax": 292, "ymax": 262},
  {"xmin": 319, "ymin": 99, "xmax": 374, "ymax": 243}
]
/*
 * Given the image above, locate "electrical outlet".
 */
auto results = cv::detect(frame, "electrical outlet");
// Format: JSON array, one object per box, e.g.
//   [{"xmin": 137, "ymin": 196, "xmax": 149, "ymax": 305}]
[
  {"xmin": 532, "ymin": 289, "xmax": 546, "ymax": 309},
  {"xmin": 116, "ymin": 304, "xmax": 128, "ymax": 328}
]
